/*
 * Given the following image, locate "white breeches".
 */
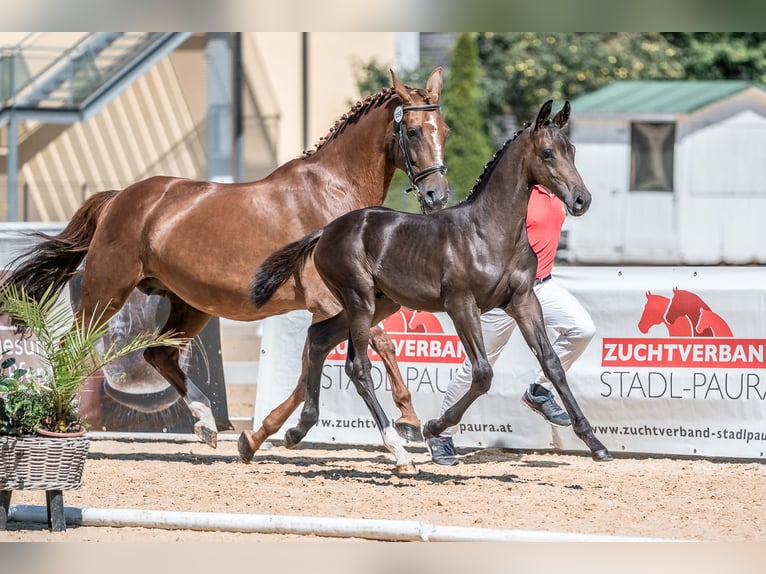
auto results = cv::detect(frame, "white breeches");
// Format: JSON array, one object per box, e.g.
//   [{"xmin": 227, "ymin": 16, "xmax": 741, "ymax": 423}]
[{"xmin": 439, "ymin": 278, "xmax": 595, "ymax": 435}]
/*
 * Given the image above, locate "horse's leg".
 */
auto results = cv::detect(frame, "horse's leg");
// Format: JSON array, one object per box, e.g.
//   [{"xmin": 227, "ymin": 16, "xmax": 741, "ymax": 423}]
[
  {"xmin": 343, "ymin": 298, "xmax": 416, "ymax": 474},
  {"xmin": 238, "ymin": 311, "xmax": 350, "ymax": 462},
  {"xmin": 240, "ymin": 327, "xmax": 425, "ymax": 458},
  {"xmin": 368, "ymin": 325, "xmax": 422, "ymax": 442},
  {"xmin": 285, "ymin": 294, "xmax": 415, "ymax": 474},
  {"xmin": 511, "ymin": 295, "xmax": 611, "ymax": 461},
  {"xmin": 423, "ymin": 301, "xmax": 494, "ymax": 438},
  {"xmin": 279, "ymin": 312, "xmax": 351, "ymax": 448},
  {"xmin": 142, "ymin": 295, "xmax": 218, "ymax": 448}
]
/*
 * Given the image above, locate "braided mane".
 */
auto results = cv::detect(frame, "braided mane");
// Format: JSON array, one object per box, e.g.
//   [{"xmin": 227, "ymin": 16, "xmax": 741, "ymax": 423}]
[
  {"xmin": 463, "ymin": 124, "xmax": 529, "ymax": 203},
  {"xmin": 303, "ymin": 83, "xmax": 438, "ymax": 157},
  {"xmin": 303, "ymin": 87, "xmax": 395, "ymax": 157}
]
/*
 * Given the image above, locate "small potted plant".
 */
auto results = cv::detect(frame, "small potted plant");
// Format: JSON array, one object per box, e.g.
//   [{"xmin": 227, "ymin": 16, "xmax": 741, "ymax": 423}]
[
  {"xmin": 0, "ymin": 284, "xmax": 185, "ymax": 436},
  {"xmin": 0, "ymin": 357, "xmax": 45, "ymax": 436},
  {"xmin": 0, "ymin": 283, "xmax": 185, "ymax": 492}
]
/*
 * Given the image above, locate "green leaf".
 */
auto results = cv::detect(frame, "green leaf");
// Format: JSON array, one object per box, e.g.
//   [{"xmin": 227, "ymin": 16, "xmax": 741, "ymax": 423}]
[{"xmin": 0, "ymin": 283, "xmax": 187, "ymax": 433}]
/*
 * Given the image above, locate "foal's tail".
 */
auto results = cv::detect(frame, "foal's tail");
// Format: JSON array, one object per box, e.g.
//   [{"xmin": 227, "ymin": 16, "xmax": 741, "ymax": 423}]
[
  {"xmin": 2, "ymin": 190, "xmax": 119, "ymax": 307},
  {"xmin": 251, "ymin": 229, "xmax": 323, "ymax": 308}
]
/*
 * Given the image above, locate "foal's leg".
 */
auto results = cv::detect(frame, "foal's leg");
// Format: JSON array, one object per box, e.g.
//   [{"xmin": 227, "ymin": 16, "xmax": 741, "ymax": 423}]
[
  {"xmin": 281, "ymin": 313, "xmax": 352, "ymax": 448},
  {"xmin": 142, "ymin": 295, "xmax": 219, "ymax": 448},
  {"xmin": 283, "ymin": 304, "xmax": 417, "ymax": 474},
  {"xmin": 238, "ymin": 312, "xmax": 349, "ymax": 461},
  {"xmin": 238, "ymin": 319, "xmax": 421, "ymax": 461},
  {"xmin": 368, "ymin": 325, "xmax": 422, "ymax": 441},
  {"xmin": 423, "ymin": 301, "xmax": 494, "ymax": 438},
  {"xmin": 339, "ymin": 298, "xmax": 416, "ymax": 474},
  {"xmin": 512, "ymin": 294, "xmax": 611, "ymax": 461}
]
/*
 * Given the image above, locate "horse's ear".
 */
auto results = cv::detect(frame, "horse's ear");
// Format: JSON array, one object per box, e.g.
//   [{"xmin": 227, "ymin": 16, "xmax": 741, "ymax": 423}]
[
  {"xmin": 425, "ymin": 67, "xmax": 443, "ymax": 104},
  {"xmin": 552, "ymin": 101, "xmax": 571, "ymax": 129},
  {"xmin": 646, "ymin": 291, "xmax": 651, "ymax": 298},
  {"xmin": 673, "ymin": 287, "xmax": 678, "ymax": 293},
  {"xmin": 390, "ymin": 69, "xmax": 413, "ymax": 106},
  {"xmin": 534, "ymin": 100, "xmax": 554, "ymax": 130}
]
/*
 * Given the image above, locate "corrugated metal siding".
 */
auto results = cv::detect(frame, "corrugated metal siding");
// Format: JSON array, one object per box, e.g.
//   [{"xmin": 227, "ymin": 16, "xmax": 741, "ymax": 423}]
[{"xmin": 571, "ymin": 81, "xmax": 764, "ymax": 115}]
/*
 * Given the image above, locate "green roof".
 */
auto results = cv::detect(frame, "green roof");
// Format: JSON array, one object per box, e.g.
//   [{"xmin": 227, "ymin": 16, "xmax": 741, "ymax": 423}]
[{"xmin": 570, "ymin": 81, "xmax": 766, "ymax": 115}]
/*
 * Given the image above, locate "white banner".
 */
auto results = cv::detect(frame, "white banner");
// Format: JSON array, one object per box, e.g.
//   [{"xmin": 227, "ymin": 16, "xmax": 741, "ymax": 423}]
[{"xmin": 254, "ymin": 267, "xmax": 766, "ymax": 459}]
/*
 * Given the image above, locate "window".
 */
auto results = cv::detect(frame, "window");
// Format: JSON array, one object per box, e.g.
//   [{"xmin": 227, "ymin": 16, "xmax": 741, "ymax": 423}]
[{"xmin": 630, "ymin": 122, "xmax": 675, "ymax": 192}]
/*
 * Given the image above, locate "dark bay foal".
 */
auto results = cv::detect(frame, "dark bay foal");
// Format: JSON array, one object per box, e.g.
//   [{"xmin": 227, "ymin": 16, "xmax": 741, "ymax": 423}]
[{"xmin": 252, "ymin": 100, "xmax": 610, "ymax": 473}]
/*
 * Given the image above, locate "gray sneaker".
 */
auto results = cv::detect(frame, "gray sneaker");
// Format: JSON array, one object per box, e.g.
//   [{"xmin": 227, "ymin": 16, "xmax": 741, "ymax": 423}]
[
  {"xmin": 426, "ymin": 435, "xmax": 459, "ymax": 466},
  {"xmin": 521, "ymin": 385, "xmax": 572, "ymax": 427}
]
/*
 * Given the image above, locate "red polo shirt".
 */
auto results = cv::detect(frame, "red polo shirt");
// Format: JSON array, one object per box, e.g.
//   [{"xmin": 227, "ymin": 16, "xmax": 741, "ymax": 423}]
[{"xmin": 526, "ymin": 184, "xmax": 566, "ymax": 279}]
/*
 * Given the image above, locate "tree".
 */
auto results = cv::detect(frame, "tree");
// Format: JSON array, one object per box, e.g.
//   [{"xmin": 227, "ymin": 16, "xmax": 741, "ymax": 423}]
[
  {"xmin": 476, "ymin": 33, "xmax": 686, "ymax": 137},
  {"xmin": 661, "ymin": 33, "xmax": 766, "ymax": 81},
  {"xmin": 441, "ymin": 33, "xmax": 494, "ymax": 202},
  {"xmin": 352, "ymin": 58, "xmax": 437, "ymax": 103}
]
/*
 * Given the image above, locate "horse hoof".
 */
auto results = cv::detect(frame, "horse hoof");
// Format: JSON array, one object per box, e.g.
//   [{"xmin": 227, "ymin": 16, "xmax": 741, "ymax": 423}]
[
  {"xmin": 283, "ymin": 428, "xmax": 303, "ymax": 449},
  {"xmin": 422, "ymin": 420, "xmax": 436, "ymax": 440},
  {"xmin": 238, "ymin": 431, "xmax": 256, "ymax": 463},
  {"xmin": 194, "ymin": 422, "xmax": 218, "ymax": 449},
  {"xmin": 592, "ymin": 448, "xmax": 613, "ymax": 462},
  {"xmin": 395, "ymin": 462, "xmax": 419, "ymax": 476},
  {"xmin": 394, "ymin": 421, "xmax": 423, "ymax": 442}
]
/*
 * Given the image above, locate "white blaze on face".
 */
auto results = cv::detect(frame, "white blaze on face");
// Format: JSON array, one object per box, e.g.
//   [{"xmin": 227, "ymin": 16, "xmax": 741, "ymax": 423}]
[{"xmin": 428, "ymin": 116, "xmax": 444, "ymax": 166}]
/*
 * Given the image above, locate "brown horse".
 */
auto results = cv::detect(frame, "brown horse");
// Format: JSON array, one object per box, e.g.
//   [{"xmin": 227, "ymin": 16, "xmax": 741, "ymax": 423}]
[
  {"xmin": 2, "ymin": 68, "xmax": 450, "ymax": 450},
  {"xmin": 252, "ymin": 101, "xmax": 611, "ymax": 473}
]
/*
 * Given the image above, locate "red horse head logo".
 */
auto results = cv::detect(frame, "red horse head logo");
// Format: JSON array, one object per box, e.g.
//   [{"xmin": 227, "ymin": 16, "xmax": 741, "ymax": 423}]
[
  {"xmin": 638, "ymin": 288, "xmax": 732, "ymax": 337},
  {"xmin": 381, "ymin": 308, "xmax": 444, "ymax": 334}
]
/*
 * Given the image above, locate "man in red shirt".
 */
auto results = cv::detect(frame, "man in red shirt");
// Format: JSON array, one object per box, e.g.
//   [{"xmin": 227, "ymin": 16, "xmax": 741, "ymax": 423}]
[{"xmin": 427, "ymin": 184, "xmax": 595, "ymax": 465}]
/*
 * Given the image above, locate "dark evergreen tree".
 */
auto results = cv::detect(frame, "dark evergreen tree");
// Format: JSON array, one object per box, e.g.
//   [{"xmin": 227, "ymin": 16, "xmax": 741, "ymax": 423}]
[{"xmin": 441, "ymin": 33, "xmax": 494, "ymax": 202}]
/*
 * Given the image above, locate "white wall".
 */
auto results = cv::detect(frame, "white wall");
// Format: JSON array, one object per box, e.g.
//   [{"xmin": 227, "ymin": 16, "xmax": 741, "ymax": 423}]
[{"xmin": 569, "ymin": 95, "xmax": 766, "ymax": 265}]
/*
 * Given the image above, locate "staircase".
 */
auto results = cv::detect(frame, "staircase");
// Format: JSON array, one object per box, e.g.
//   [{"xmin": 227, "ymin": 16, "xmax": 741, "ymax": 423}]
[{"xmin": 0, "ymin": 32, "xmax": 192, "ymax": 125}]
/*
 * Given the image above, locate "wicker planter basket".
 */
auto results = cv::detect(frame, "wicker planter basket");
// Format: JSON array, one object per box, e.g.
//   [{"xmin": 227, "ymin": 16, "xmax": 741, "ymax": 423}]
[{"xmin": 0, "ymin": 435, "xmax": 90, "ymax": 490}]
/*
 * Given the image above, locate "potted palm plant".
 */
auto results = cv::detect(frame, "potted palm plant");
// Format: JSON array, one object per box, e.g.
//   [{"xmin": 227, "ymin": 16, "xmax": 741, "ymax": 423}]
[{"xmin": 0, "ymin": 283, "xmax": 185, "ymax": 493}]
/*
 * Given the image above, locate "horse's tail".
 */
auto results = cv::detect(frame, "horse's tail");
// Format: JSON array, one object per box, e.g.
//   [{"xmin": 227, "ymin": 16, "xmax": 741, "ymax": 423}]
[
  {"xmin": 2, "ymin": 190, "xmax": 119, "ymax": 306},
  {"xmin": 251, "ymin": 229, "xmax": 323, "ymax": 308}
]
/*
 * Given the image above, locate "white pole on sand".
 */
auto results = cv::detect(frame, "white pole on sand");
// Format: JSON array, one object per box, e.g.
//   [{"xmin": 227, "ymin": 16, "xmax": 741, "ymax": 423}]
[{"xmin": 8, "ymin": 504, "xmax": 689, "ymax": 542}]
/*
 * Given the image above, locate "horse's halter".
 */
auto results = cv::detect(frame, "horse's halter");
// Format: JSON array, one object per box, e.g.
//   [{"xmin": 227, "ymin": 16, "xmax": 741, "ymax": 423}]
[{"xmin": 392, "ymin": 103, "xmax": 448, "ymax": 199}]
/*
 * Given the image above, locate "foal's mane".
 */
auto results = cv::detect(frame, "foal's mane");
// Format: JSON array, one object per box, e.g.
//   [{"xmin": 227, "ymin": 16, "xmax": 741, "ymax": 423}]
[
  {"xmin": 303, "ymin": 84, "xmax": 437, "ymax": 157},
  {"xmin": 463, "ymin": 124, "xmax": 527, "ymax": 204},
  {"xmin": 463, "ymin": 116, "xmax": 563, "ymax": 203}
]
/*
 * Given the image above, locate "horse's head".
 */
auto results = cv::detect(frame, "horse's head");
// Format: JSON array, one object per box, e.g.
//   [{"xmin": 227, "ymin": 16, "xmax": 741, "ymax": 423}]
[
  {"xmin": 638, "ymin": 291, "xmax": 671, "ymax": 333},
  {"xmin": 666, "ymin": 287, "xmax": 709, "ymax": 326},
  {"xmin": 391, "ymin": 67, "xmax": 450, "ymax": 214},
  {"xmin": 523, "ymin": 100, "xmax": 591, "ymax": 217},
  {"xmin": 695, "ymin": 307, "xmax": 710, "ymax": 334},
  {"xmin": 695, "ymin": 308, "xmax": 732, "ymax": 337}
]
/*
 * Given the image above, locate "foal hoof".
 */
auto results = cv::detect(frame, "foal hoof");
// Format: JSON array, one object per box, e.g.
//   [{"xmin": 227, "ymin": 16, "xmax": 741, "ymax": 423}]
[
  {"xmin": 394, "ymin": 462, "xmax": 419, "ymax": 476},
  {"xmin": 592, "ymin": 448, "xmax": 613, "ymax": 462},
  {"xmin": 283, "ymin": 428, "xmax": 303, "ymax": 449},
  {"xmin": 394, "ymin": 421, "xmax": 423, "ymax": 442},
  {"xmin": 194, "ymin": 421, "xmax": 218, "ymax": 449}
]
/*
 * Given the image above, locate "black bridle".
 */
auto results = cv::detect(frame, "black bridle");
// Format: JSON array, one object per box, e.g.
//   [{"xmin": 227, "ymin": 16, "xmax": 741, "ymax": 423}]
[{"xmin": 392, "ymin": 104, "xmax": 448, "ymax": 198}]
